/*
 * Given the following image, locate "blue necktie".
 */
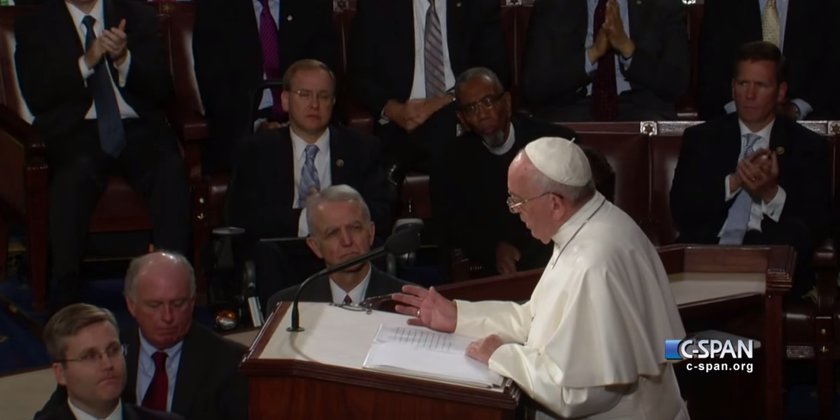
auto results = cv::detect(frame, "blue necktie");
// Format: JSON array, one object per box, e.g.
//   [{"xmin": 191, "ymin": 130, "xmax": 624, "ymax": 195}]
[
  {"xmin": 298, "ymin": 144, "xmax": 320, "ymax": 207},
  {"xmin": 719, "ymin": 133, "xmax": 761, "ymax": 245},
  {"xmin": 82, "ymin": 15, "xmax": 126, "ymax": 158}
]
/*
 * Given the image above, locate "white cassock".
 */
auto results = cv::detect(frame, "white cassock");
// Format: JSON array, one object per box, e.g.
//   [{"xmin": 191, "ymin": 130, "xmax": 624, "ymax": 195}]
[{"xmin": 455, "ymin": 192, "xmax": 689, "ymax": 419}]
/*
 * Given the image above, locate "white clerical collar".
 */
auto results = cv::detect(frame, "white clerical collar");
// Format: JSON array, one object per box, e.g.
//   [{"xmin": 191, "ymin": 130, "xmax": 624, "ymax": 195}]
[
  {"xmin": 329, "ymin": 263, "xmax": 372, "ymax": 305},
  {"xmin": 483, "ymin": 123, "xmax": 516, "ymax": 156},
  {"xmin": 550, "ymin": 192, "xmax": 606, "ymax": 261},
  {"xmin": 68, "ymin": 397, "xmax": 122, "ymax": 420}
]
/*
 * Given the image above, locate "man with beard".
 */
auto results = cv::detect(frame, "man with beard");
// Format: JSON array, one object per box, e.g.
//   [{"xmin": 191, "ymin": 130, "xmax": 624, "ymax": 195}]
[
  {"xmin": 434, "ymin": 67, "xmax": 576, "ymax": 276},
  {"xmin": 265, "ymin": 185, "xmax": 411, "ymax": 314}
]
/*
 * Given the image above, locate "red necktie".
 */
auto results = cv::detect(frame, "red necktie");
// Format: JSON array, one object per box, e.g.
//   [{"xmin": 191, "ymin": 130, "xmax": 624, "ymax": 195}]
[
  {"xmin": 258, "ymin": 0, "xmax": 285, "ymax": 120},
  {"xmin": 591, "ymin": 0, "xmax": 618, "ymax": 121},
  {"xmin": 142, "ymin": 351, "xmax": 168, "ymax": 411},
  {"xmin": 344, "ymin": 294, "xmax": 352, "ymax": 305}
]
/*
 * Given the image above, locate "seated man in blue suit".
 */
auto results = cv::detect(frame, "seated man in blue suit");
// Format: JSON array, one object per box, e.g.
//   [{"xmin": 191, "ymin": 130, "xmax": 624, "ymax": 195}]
[{"xmin": 265, "ymin": 185, "xmax": 411, "ymax": 315}]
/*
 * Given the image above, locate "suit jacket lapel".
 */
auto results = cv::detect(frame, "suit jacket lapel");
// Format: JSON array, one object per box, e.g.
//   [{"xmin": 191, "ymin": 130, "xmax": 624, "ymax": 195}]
[
  {"xmin": 124, "ymin": 328, "xmax": 141, "ymax": 404},
  {"xmin": 768, "ymin": 117, "xmax": 788, "ymax": 168},
  {"xmin": 51, "ymin": 0, "xmax": 85, "ymax": 72},
  {"xmin": 279, "ymin": 127, "xmax": 296, "ymax": 205},
  {"xmin": 329, "ymin": 126, "xmax": 348, "ymax": 185},
  {"xmin": 724, "ymin": 115, "xmax": 744, "ymax": 172},
  {"xmin": 171, "ymin": 324, "xmax": 200, "ymax": 415},
  {"xmin": 627, "ymin": 0, "xmax": 644, "ymax": 42},
  {"xmin": 446, "ymin": 0, "xmax": 463, "ymax": 72}
]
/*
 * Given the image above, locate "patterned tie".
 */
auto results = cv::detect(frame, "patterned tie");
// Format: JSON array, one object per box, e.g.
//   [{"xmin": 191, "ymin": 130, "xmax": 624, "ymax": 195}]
[
  {"xmin": 82, "ymin": 16, "xmax": 125, "ymax": 157},
  {"xmin": 258, "ymin": 0, "xmax": 284, "ymax": 119},
  {"xmin": 298, "ymin": 144, "xmax": 320, "ymax": 207},
  {"xmin": 344, "ymin": 294, "xmax": 352, "ymax": 305},
  {"xmin": 719, "ymin": 133, "xmax": 762, "ymax": 245},
  {"xmin": 424, "ymin": 0, "xmax": 446, "ymax": 98},
  {"xmin": 762, "ymin": 0, "xmax": 781, "ymax": 47},
  {"xmin": 142, "ymin": 351, "xmax": 168, "ymax": 411}
]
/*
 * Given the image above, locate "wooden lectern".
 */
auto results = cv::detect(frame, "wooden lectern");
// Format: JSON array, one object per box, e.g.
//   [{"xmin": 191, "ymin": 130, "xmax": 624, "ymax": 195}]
[
  {"xmin": 243, "ymin": 245, "xmax": 793, "ymax": 419},
  {"xmin": 241, "ymin": 302, "xmax": 522, "ymax": 419}
]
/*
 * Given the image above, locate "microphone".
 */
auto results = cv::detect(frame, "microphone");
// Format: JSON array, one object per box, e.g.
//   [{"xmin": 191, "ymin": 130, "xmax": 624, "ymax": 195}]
[{"xmin": 287, "ymin": 224, "xmax": 422, "ymax": 332}]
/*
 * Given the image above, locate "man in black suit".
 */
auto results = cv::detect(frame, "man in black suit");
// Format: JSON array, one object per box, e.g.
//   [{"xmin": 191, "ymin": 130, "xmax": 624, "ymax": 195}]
[
  {"xmin": 436, "ymin": 67, "xmax": 577, "ymax": 277},
  {"xmin": 39, "ymin": 252, "xmax": 248, "ymax": 420},
  {"xmin": 671, "ymin": 41, "xmax": 831, "ymax": 296},
  {"xmin": 38, "ymin": 303, "xmax": 180, "ymax": 420},
  {"xmin": 227, "ymin": 59, "xmax": 392, "ymax": 307},
  {"xmin": 266, "ymin": 185, "xmax": 411, "ymax": 315},
  {"xmin": 14, "ymin": 0, "xmax": 190, "ymax": 310},
  {"xmin": 522, "ymin": 0, "xmax": 688, "ymax": 121},
  {"xmin": 193, "ymin": 0, "xmax": 338, "ymax": 173},
  {"xmin": 348, "ymin": 0, "xmax": 508, "ymax": 178},
  {"xmin": 697, "ymin": 0, "xmax": 840, "ymax": 120}
]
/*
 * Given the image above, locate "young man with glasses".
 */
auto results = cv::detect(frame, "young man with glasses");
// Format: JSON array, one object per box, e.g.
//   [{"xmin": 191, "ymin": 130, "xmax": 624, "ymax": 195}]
[
  {"xmin": 434, "ymin": 67, "xmax": 576, "ymax": 277},
  {"xmin": 37, "ymin": 303, "xmax": 179, "ymax": 420},
  {"xmin": 227, "ymin": 59, "xmax": 392, "ymax": 307}
]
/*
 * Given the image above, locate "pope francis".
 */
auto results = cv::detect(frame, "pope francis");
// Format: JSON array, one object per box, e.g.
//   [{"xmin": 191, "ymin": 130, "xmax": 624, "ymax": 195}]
[{"xmin": 393, "ymin": 137, "xmax": 689, "ymax": 419}]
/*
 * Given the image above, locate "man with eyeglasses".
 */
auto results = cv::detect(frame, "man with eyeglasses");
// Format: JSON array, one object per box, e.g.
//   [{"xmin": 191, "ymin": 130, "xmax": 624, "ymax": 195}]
[
  {"xmin": 227, "ymin": 59, "xmax": 392, "ymax": 308},
  {"xmin": 394, "ymin": 137, "xmax": 687, "ymax": 419},
  {"xmin": 435, "ymin": 67, "xmax": 576, "ymax": 277},
  {"xmin": 39, "ymin": 252, "xmax": 248, "ymax": 420},
  {"xmin": 37, "ymin": 303, "xmax": 180, "ymax": 419}
]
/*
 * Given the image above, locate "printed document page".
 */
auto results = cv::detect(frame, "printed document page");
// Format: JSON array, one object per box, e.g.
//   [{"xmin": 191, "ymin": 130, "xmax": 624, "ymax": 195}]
[{"xmin": 363, "ymin": 324, "xmax": 504, "ymax": 388}]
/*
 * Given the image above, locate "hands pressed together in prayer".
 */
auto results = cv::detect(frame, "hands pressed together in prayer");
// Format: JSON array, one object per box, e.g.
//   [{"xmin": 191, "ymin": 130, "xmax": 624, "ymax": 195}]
[
  {"xmin": 588, "ymin": 0, "xmax": 635, "ymax": 63},
  {"xmin": 84, "ymin": 19, "xmax": 129, "ymax": 69},
  {"xmin": 730, "ymin": 149, "xmax": 780, "ymax": 203},
  {"xmin": 384, "ymin": 94, "xmax": 453, "ymax": 132},
  {"xmin": 392, "ymin": 285, "xmax": 504, "ymax": 365}
]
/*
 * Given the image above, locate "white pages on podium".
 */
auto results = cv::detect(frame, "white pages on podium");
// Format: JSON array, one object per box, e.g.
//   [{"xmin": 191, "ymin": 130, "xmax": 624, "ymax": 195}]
[{"xmin": 362, "ymin": 324, "xmax": 504, "ymax": 388}]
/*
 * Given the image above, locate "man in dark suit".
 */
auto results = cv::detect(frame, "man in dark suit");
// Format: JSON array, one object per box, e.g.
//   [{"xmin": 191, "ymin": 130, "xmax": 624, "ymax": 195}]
[
  {"xmin": 671, "ymin": 41, "xmax": 831, "ymax": 297},
  {"xmin": 266, "ymin": 185, "xmax": 411, "ymax": 315},
  {"xmin": 697, "ymin": 0, "xmax": 840, "ymax": 120},
  {"xmin": 14, "ymin": 0, "xmax": 190, "ymax": 310},
  {"xmin": 522, "ymin": 0, "xmax": 688, "ymax": 121},
  {"xmin": 37, "ymin": 303, "xmax": 180, "ymax": 420},
  {"xmin": 348, "ymin": 0, "xmax": 508, "ymax": 178},
  {"xmin": 39, "ymin": 252, "xmax": 248, "ymax": 420},
  {"xmin": 193, "ymin": 0, "xmax": 338, "ymax": 173},
  {"xmin": 436, "ymin": 67, "xmax": 577, "ymax": 277},
  {"xmin": 227, "ymin": 59, "xmax": 392, "ymax": 307}
]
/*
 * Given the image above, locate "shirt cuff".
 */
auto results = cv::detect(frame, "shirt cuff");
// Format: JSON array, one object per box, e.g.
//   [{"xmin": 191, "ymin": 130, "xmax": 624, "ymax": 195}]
[
  {"xmin": 724, "ymin": 175, "xmax": 739, "ymax": 201},
  {"xmin": 790, "ymin": 99, "xmax": 812, "ymax": 120},
  {"xmin": 618, "ymin": 54, "xmax": 633, "ymax": 71},
  {"xmin": 761, "ymin": 186, "xmax": 786, "ymax": 222},
  {"xmin": 114, "ymin": 51, "xmax": 131, "ymax": 87},
  {"xmin": 78, "ymin": 56, "xmax": 94, "ymax": 81},
  {"xmin": 724, "ymin": 100, "xmax": 736, "ymax": 114},
  {"xmin": 584, "ymin": 50, "xmax": 597, "ymax": 75}
]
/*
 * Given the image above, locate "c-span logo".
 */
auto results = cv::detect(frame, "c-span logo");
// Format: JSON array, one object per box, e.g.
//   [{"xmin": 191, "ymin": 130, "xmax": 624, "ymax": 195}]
[{"xmin": 665, "ymin": 338, "xmax": 755, "ymax": 373}]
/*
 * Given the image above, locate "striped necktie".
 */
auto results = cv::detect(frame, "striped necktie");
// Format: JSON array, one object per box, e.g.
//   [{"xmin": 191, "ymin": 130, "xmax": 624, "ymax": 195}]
[
  {"xmin": 762, "ymin": 0, "xmax": 781, "ymax": 47},
  {"xmin": 719, "ymin": 133, "xmax": 762, "ymax": 245},
  {"xmin": 424, "ymin": 0, "xmax": 446, "ymax": 98},
  {"xmin": 298, "ymin": 144, "xmax": 320, "ymax": 208}
]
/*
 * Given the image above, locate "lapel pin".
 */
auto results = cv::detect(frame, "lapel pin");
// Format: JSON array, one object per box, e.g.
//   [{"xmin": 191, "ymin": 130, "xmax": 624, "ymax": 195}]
[
  {"xmin": 775, "ymin": 146, "xmax": 785, "ymax": 156},
  {"xmin": 456, "ymin": 2, "xmax": 462, "ymax": 7},
  {"xmin": 287, "ymin": 15, "xmax": 293, "ymax": 21},
  {"xmin": 336, "ymin": 159, "xmax": 345, "ymax": 168}
]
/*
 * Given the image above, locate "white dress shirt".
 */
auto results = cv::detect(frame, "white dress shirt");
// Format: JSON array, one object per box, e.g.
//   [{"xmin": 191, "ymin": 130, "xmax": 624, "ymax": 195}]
[
  {"xmin": 68, "ymin": 397, "xmax": 123, "ymax": 420},
  {"xmin": 328, "ymin": 264, "xmax": 373, "ymax": 304}
]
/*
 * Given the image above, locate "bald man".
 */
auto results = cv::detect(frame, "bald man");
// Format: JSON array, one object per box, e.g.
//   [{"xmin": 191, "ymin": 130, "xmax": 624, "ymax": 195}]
[
  {"xmin": 40, "ymin": 252, "xmax": 249, "ymax": 420},
  {"xmin": 394, "ymin": 137, "xmax": 687, "ymax": 419}
]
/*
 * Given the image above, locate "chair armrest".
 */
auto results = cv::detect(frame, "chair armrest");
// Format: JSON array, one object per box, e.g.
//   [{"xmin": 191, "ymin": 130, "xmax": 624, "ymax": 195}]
[{"xmin": 0, "ymin": 104, "xmax": 43, "ymax": 158}]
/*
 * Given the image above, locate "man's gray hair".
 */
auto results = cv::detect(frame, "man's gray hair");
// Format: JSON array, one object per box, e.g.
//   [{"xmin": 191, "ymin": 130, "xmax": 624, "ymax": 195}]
[
  {"xmin": 124, "ymin": 251, "xmax": 196, "ymax": 298},
  {"xmin": 454, "ymin": 67, "xmax": 504, "ymax": 99},
  {"xmin": 305, "ymin": 185, "xmax": 372, "ymax": 234}
]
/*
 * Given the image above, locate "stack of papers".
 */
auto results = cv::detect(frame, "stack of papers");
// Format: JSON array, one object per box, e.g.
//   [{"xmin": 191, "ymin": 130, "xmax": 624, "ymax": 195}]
[{"xmin": 362, "ymin": 324, "xmax": 504, "ymax": 389}]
